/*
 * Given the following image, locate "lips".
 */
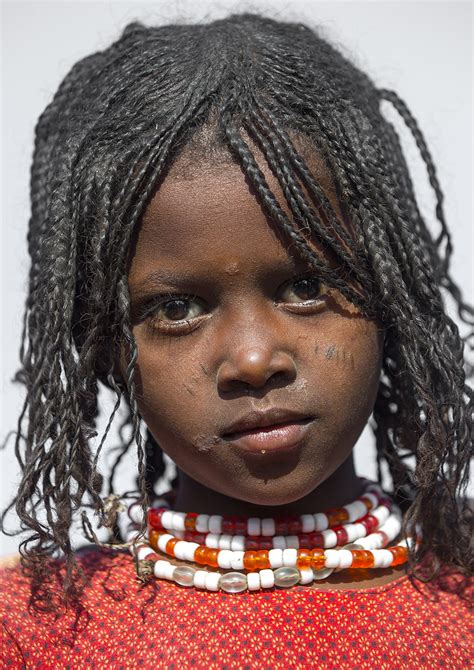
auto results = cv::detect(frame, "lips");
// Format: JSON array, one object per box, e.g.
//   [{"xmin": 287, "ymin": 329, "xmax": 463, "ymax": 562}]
[
  {"xmin": 222, "ymin": 407, "xmax": 314, "ymax": 437},
  {"xmin": 221, "ymin": 408, "xmax": 314, "ymax": 456}
]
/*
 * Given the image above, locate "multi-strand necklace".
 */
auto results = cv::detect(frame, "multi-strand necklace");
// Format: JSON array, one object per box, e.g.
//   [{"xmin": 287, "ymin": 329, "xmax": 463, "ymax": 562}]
[{"xmin": 124, "ymin": 477, "xmax": 419, "ymax": 593}]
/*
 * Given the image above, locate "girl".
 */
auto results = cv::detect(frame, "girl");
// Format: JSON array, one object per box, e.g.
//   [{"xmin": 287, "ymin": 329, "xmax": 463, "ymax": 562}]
[{"xmin": 1, "ymin": 11, "xmax": 472, "ymax": 669}]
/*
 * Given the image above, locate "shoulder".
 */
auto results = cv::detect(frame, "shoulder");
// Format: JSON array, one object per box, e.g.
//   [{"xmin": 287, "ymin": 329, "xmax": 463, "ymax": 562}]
[{"xmin": 0, "ymin": 553, "xmax": 21, "ymax": 569}]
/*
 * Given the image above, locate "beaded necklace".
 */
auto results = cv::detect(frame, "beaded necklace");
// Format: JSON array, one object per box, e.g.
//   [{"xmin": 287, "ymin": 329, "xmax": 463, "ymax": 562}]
[{"xmin": 125, "ymin": 477, "xmax": 419, "ymax": 593}]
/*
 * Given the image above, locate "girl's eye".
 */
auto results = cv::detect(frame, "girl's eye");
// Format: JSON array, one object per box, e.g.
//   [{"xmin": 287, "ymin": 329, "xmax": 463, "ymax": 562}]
[
  {"xmin": 279, "ymin": 276, "xmax": 325, "ymax": 304},
  {"xmin": 144, "ymin": 295, "xmax": 205, "ymax": 333}
]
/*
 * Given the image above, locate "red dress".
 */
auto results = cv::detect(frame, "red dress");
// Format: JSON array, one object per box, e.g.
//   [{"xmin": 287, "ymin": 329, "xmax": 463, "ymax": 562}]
[{"xmin": 1, "ymin": 546, "xmax": 472, "ymax": 669}]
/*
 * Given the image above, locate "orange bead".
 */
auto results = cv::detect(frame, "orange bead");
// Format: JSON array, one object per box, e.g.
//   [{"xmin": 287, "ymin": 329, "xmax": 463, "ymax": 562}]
[
  {"xmin": 309, "ymin": 548, "xmax": 325, "ymax": 570},
  {"xmin": 165, "ymin": 538, "xmax": 179, "ymax": 556},
  {"xmin": 243, "ymin": 551, "xmax": 258, "ymax": 572},
  {"xmin": 206, "ymin": 548, "xmax": 220, "ymax": 568},
  {"xmin": 194, "ymin": 545, "xmax": 209, "ymax": 565},
  {"xmin": 184, "ymin": 512, "xmax": 198, "ymax": 531},
  {"xmin": 149, "ymin": 529, "xmax": 162, "ymax": 551},
  {"xmin": 296, "ymin": 549, "xmax": 312, "ymax": 568},
  {"xmin": 388, "ymin": 546, "xmax": 407, "ymax": 566},
  {"xmin": 350, "ymin": 550, "xmax": 375, "ymax": 569},
  {"xmin": 362, "ymin": 498, "xmax": 373, "ymax": 511},
  {"xmin": 326, "ymin": 508, "xmax": 349, "ymax": 526},
  {"xmin": 255, "ymin": 550, "xmax": 270, "ymax": 570}
]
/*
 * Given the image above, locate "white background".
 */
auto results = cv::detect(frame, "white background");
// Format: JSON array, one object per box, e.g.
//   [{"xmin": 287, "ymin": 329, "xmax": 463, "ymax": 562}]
[{"xmin": 1, "ymin": 1, "xmax": 472, "ymax": 556}]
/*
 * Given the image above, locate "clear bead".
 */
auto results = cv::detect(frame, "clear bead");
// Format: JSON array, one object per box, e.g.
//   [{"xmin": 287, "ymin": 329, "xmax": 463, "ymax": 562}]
[
  {"xmin": 219, "ymin": 571, "xmax": 248, "ymax": 593},
  {"xmin": 312, "ymin": 567, "xmax": 334, "ymax": 580},
  {"xmin": 274, "ymin": 566, "xmax": 300, "ymax": 587},
  {"xmin": 173, "ymin": 566, "xmax": 196, "ymax": 587}
]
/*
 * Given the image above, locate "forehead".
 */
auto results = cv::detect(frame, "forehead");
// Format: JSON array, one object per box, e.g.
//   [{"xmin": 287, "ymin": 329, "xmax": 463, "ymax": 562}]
[{"xmin": 127, "ymin": 133, "xmax": 349, "ymax": 285}]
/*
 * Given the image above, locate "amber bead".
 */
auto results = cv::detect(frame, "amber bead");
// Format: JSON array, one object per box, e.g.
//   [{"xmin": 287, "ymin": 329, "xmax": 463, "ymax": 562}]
[
  {"xmin": 206, "ymin": 548, "xmax": 220, "ymax": 568},
  {"xmin": 165, "ymin": 538, "xmax": 179, "ymax": 556},
  {"xmin": 184, "ymin": 512, "xmax": 198, "ymax": 531},
  {"xmin": 296, "ymin": 549, "xmax": 312, "ymax": 568},
  {"xmin": 243, "ymin": 551, "xmax": 258, "ymax": 572},
  {"xmin": 350, "ymin": 550, "xmax": 375, "ymax": 568},
  {"xmin": 362, "ymin": 497, "xmax": 372, "ymax": 511},
  {"xmin": 326, "ymin": 508, "xmax": 349, "ymax": 526},
  {"xmin": 194, "ymin": 546, "xmax": 209, "ymax": 565},
  {"xmin": 309, "ymin": 548, "xmax": 325, "ymax": 570},
  {"xmin": 388, "ymin": 546, "xmax": 407, "ymax": 566},
  {"xmin": 255, "ymin": 550, "xmax": 271, "ymax": 569},
  {"xmin": 149, "ymin": 529, "xmax": 162, "ymax": 551}
]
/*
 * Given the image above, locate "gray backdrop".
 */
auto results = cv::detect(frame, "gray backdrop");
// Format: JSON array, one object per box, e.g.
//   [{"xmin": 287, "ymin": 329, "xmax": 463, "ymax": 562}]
[{"xmin": 1, "ymin": 1, "xmax": 472, "ymax": 556}]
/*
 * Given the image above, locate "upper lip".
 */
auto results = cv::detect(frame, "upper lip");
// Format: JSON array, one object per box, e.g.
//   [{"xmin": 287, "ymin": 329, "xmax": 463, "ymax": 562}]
[{"xmin": 222, "ymin": 407, "xmax": 313, "ymax": 436}]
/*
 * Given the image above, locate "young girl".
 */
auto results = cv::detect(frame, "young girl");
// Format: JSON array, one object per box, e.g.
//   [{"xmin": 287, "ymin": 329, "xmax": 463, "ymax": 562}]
[{"xmin": 1, "ymin": 11, "xmax": 472, "ymax": 669}]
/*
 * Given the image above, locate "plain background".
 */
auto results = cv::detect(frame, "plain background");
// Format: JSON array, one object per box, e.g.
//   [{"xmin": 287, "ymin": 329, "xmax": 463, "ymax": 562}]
[{"xmin": 1, "ymin": 1, "xmax": 472, "ymax": 556}]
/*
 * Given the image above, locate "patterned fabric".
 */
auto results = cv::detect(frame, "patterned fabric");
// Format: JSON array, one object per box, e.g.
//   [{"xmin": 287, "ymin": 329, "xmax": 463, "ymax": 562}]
[{"xmin": 1, "ymin": 547, "xmax": 472, "ymax": 669}]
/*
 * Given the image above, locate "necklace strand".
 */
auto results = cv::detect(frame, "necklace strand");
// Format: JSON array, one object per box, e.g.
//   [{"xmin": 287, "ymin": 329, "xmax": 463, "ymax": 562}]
[{"xmin": 125, "ymin": 479, "xmax": 420, "ymax": 593}]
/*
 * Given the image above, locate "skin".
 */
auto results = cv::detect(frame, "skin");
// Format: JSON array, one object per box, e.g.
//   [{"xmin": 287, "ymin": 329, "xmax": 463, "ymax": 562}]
[{"xmin": 117, "ymin": 133, "xmax": 407, "ymax": 589}]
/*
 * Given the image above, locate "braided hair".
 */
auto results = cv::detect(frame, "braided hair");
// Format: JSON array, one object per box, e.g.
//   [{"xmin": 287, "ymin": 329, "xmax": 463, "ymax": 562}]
[{"xmin": 1, "ymin": 13, "xmax": 472, "ymax": 616}]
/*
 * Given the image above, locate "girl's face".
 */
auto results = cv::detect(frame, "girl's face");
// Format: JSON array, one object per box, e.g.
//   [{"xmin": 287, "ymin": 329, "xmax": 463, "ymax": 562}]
[{"xmin": 120, "ymin": 141, "xmax": 384, "ymax": 507}]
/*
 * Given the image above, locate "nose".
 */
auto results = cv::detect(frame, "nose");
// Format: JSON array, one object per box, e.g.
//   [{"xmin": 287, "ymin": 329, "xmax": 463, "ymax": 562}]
[{"xmin": 217, "ymin": 346, "xmax": 297, "ymax": 393}]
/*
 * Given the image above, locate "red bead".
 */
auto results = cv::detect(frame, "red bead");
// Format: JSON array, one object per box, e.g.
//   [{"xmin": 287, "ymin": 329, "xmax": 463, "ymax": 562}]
[
  {"xmin": 221, "ymin": 517, "xmax": 236, "ymax": 534},
  {"xmin": 298, "ymin": 534, "xmax": 312, "ymax": 549},
  {"xmin": 307, "ymin": 532, "xmax": 324, "ymax": 548},
  {"xmin": 275, "ymin": 518, "xmax": 289, "ymax": 534},
  {"xmin": 288, "ymin": 517, "xmax": 302, "ymax": 534},
  {"xmin": 332, "ymin": 525, "xmax": 349, "ymax": 545},
  {"xmin": 362, "ymin": 514, "xmax": 379, "ymax": 533},
  {"xmin": 148, "ymin": 508, "xmax": 165, "ymax": 530},
  {"xmin": 234, "ymin": 518, "xmax": 247, "ymax": 534},
  {"xmin": 245, "ymin": 538, "xmax": 260, "ymax": 551}
]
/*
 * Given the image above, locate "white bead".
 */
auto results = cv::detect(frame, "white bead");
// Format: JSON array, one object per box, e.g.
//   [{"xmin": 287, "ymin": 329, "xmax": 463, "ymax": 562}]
[
  {"xmin": 299, "ymin": 568, "xmax": 314, "ymax": 584},
  {"xmin": 273, "ymin": 536, "xmax": 287, "ymax": 549},
  {"xmin": 352, "ymin": 522, "xmax": 367, "ymax": 537},
  {"xmin": 172, "ymin": 541, "xmax": 188, "ymax": 560},
  {"xmin": 301, "ymin": 514, "xmax": 316, "ymax": 533},
  {"xmin": 217, "ymin": 549, "xmax": 233, "ymax": 570},
  {"xmin": 195, "ymin": 514, "xmax": 210, "ymax": 533},
  {"xmin": 205, "ymin": 571, "xmax": 220, "ymax": 591},
  {"xmin": 372, "ymin": 505, "xmax": 390, "ymax": 524},
  {"xmin": 160, "ymin": 510, "xmax": 174, "ymax": 528},
  {"xmin": 206, "ymin": 533, "xmax": 220, "ymax": 549},
  {"xmin": 172, "ymin": 512, "xmax": 186, "ymax": 531},
  {"xmin": 261, "ymin": 518, "xmax": 276, "ymax": 536},
  {"xmin": 126, "ymin": 529, "xmax": 140, "ymax": 543},
  {"xmin": 208, "ymin": 515, "xmax": 223, "ymax": 534},
  {"xmin": 230, "ymin": 551, "xmax": 245, "ymax": 570},
  {"xmin": 353, "ymin": 500, "xmax": 368, "ymax": 519},
  {"xmin": 219, "ymin": 534, "xmax": 232, "ymax": 550},
  {"xmin": 344, "ymin": 524, "xmax": 359, "ymax": 543},
  {"xmin": 282, "ymin": 548, "xmax": 298, "ymax": 567},
  {"xmin": 343, "ymin": 502, "xmax": 359, "ymax": 523},
  {"xmin": 247, "ymin": 518, "xmax": 261, "ymax": 536},
  {"xmin": 259, "ymin": 569, "xmax": 275, "ymax": 589},
  {"xmin": 137, "ymin": 546, "xmax": 155, "ymax": 561},
  {"xmin": 268, "ymin": 548, "xmax": 284, "ymax": 568},
  {"xmin": 324, "ymin": 549, "xmax": 341, "ymax": 569},
  {"xmin": 183, "ymin": 542, "xmax": 200, "ymax": 561},
  {"xmin": 157, "ymin": 533, "xmax": 175, "ymax": 552},
  {"xmin": 193, "ymin": 570, "xmax": 208, "ymax": 589},
  {"xmin": 314, "ymin": 512, "xmax": 328, "ymax": 531},
  {"xmin": 372, "ymin": 549, "xmax": 392, "ymax": 568},
  {"xmin": 247, "ymin": 572, "xmax": 261, "ymax": 591},
  {"xmin": 336, "ymin": 549, "xmax": 353, "ymax": 570},
  {"xmin": 154, "ymin": 560, "xmax": 169, "ymax": 579},
  {"xmin": 230, "ymin": 536, "xmax": 246, "ymax": 551},
  {"xmin": 285, "ymin": 535, "xmax": 299, "ymax": 549},
  {"xmin": 322, "ymin": 529, "xmax": 337, "ymax": 548},
  {"xmin": 357, "ymin": 536, "xmax": 376, "ymax": 550},
  {"xmin": 173, "ymin": 530, "xmax": 185, "ymax": 540},
  {"xmin": 164, "ymin": 562, "xmax": 175, "ymax": 580}
]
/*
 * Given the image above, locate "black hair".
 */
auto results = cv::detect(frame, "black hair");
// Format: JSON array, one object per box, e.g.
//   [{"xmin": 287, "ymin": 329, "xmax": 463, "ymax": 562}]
[{"xmin": 1, "ymin": 12, "xmax": 472, "ymax": 616}]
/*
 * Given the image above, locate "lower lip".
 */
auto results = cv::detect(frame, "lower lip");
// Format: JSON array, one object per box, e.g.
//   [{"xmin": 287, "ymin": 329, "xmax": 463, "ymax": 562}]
[{"xmin": 223, "ymin": 419, "xmax": 313, "ymax": 455}]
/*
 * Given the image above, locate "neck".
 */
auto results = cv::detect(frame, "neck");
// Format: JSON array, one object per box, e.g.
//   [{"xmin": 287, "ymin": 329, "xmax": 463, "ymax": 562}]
[{"xmin": 172, "ymin": 454, "xmax": 366, "ymax": 516}]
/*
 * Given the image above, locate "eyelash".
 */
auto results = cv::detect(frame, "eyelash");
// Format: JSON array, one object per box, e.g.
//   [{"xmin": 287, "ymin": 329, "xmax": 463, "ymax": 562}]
[{"xmin": 139, "ymin": 274, "xmax": 328, "ymax": 336}]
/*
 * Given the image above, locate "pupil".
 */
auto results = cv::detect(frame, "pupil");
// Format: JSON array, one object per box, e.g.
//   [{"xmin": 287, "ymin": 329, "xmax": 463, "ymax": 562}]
[
  {"xmin": 295, "ymin": 278, "xmax": 320, "ymax": 299},
  {"xmin": 165, "ymin": 299, "xmax": 187, "ymax": 319}
]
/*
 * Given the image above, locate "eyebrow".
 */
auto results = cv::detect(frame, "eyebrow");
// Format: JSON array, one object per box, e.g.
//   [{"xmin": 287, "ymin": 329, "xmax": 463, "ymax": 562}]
[{"xmin": 129, "ymin": 260, "xmax": 312, "ymax": 298}]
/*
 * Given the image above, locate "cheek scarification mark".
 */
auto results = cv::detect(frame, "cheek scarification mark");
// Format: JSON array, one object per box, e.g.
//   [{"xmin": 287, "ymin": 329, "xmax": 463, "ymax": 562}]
[{"xmin": 314, "ymin": 343, "xmax": 355, "ymax": 369}]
